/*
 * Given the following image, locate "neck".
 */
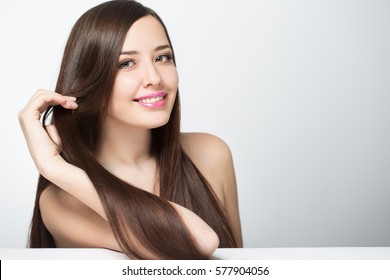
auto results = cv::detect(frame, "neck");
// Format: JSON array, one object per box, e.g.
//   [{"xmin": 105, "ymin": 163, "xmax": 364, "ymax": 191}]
[{"xmin": 96, "ymin": 118, "xmax": 153, "ymax": 169}]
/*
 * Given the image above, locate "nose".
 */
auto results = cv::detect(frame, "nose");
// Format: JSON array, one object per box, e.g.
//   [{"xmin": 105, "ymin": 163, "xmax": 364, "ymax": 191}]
[{"xmin": 142, "ymin": 62, "xmax": 162, "ymax": 88}]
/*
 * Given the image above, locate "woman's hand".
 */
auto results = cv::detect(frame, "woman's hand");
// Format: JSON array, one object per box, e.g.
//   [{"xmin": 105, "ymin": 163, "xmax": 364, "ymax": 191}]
[
  {"xmin": 18, "ymin": 90, "xmax": 106, "ymax": 219},
  {"xmin": 18, "ymin": 89, "xmax": 78, "ymax": 174}
]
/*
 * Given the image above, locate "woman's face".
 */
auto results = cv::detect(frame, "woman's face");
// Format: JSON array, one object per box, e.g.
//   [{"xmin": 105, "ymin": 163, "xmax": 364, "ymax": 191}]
[{"xmin": 106, "ymin": 15, "xmax": 178, "ymax": 129}]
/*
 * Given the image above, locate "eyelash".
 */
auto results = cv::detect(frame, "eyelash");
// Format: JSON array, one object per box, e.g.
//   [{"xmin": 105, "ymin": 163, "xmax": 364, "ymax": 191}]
[
  {"xmin": 119, "ymin": 60, "xmax": 135, "ymax": 69},
  {"xmin": 156, "ymin": 54, "xmax": 173, "ymax": 63},
  {"xmin": 118, "ymin": 54, "xmax": 173, "ymax": 69}
]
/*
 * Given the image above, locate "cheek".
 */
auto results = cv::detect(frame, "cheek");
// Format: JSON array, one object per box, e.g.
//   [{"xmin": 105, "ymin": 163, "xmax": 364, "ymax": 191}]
[
  {"xmin": 107, "ymin": 76, "xmax": 137, "ymax": 115},
  {"xmin": 111, "ymin": 75, "xmax": 138, "ymax": 100},
  {"xmin": 163, "ymin": 67, "xmax": 179, "ymax": 90}
]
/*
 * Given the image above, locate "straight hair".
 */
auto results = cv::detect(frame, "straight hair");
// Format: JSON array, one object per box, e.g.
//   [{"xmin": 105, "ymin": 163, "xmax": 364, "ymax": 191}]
[{"xmin": 29, "ymin": 0, "xmax": 237, "ymax": 259}]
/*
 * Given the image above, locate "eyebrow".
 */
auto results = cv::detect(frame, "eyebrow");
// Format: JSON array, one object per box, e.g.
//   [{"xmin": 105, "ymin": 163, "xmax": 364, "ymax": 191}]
[{"xmin": 120, "ymin": 44, "xmax": 171, "ymax": 55}]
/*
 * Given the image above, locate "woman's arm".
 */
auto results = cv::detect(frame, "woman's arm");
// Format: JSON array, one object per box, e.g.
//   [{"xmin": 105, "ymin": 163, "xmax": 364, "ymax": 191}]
[
  {"xmin": 18, "ymin": 90, "xmax": 219, "ymax": 256},
  {"xmin": 18, "ymin": 90, "xmax": 106, "ymax": 217}
]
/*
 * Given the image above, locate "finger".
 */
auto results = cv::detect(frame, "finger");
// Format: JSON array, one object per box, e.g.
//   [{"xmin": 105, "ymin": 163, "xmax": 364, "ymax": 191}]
[
  {"xmin": 67, "ymin": 96, "xmax": 77, "ymax": 102},
  {"xmin": 30, "ymin": 91, "xmax": 78, "ymax": 114},
  {"xmin": 18, "ymin": 90, "xmax": 78, "ymax": 123}
]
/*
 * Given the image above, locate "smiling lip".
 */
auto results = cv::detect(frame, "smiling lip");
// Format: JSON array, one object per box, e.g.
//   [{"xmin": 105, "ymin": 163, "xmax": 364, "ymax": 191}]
[{"xmin": 133, "ymin": 92, "xmax": 167, "ymax": 109}]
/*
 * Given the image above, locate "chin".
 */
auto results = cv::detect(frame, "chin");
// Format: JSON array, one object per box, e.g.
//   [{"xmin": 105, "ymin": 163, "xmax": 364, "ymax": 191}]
[
  {"xmin": 141, "ymin": 109, "xmax": 174, "ymax": 129},
  {"xmin": 145, "ymin": 117, "xmax": 171, "ymax": 129}
]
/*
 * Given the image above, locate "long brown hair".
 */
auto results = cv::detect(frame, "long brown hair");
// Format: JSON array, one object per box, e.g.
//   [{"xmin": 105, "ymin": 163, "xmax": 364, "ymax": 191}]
[{"xmin": 29, "ymin": 0, "xmax": 237, "ymax": 259}]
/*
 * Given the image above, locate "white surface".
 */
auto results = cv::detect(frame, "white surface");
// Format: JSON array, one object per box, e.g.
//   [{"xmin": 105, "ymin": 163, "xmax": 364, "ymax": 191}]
[
  {"xmin": 1, "ymin": 0, "xmax": 390, "ymax": 249},
  {"xmin": 1, "ymin": 248, "xmax": 390, "ymax": 260}
]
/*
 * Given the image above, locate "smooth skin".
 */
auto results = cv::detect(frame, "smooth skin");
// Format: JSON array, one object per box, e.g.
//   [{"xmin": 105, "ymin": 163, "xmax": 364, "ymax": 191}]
[{"xmin": 18, "ymin": 16, "xmax": 242, "ymax": 258}]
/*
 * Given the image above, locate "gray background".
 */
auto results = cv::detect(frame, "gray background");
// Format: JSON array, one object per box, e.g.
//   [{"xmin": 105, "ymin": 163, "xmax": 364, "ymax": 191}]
[{"xmin": 1, "ymin": 0, "xmax": 389, "ymax": 248}]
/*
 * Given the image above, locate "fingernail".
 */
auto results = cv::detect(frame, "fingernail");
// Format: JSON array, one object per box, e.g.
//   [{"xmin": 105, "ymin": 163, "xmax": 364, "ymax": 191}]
[{"xmin": 67, "ymin": 100, "xmax": 78, "ymax": 108}]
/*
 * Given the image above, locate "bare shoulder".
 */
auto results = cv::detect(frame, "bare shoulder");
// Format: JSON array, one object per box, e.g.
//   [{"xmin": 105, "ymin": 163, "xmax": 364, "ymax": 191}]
[
  {"xmin": 39, "ymin": 184, "xmax": 120, "ymax": 251},
  {"xmin": 180, "ymin": 132, "xmax": 233, "ymax": 170},
  {"xmin": 180, "ymin": 132, "xmax": 234, "ymax": 204},
  {"xmin": 181, "ymin": 132, "xmax": 243, "ymax": 246}
]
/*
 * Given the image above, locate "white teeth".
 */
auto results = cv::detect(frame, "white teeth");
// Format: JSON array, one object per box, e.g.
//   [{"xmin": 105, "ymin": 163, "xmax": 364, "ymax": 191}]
[{"xmin": 139, "ymin": 96, "xmax": 164, "ymax": 103}]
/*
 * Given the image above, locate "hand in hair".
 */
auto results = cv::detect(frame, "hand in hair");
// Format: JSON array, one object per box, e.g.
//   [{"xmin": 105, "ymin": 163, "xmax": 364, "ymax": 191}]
[
  {"xmin": 18, "ymin": 89, "xmax": 107, "ymax": 220},
  {"xmin": 18, "ymin": 89, "xmax": 77, "ymax": 174}
]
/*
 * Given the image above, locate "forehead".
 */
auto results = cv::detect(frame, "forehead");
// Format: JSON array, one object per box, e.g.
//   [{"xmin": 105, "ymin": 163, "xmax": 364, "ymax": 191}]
[{"xmin": 121, "ymin": 15, "xmax": 169, "ymax": 51}]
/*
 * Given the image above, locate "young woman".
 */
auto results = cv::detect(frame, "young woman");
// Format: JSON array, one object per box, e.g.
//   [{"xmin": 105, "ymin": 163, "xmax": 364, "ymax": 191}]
[{"xmin": 18, "ymin": 0, "xmax": 242, "ymax": 259}]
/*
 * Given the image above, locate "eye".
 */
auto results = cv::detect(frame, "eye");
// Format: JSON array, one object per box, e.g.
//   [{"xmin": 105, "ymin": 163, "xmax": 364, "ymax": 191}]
[
  {"xmin": 156, "ymin": 54, "xmax": 172, "ymax": 63},
  {"xmin": 119, "ymin": 60, "xmax": 136, "ymax": 69}
]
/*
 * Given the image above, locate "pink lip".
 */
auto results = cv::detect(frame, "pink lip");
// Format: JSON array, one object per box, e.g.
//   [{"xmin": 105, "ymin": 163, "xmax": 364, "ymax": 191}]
[
  {"xmin": 133, "ymin": 92, "xmax": 167, "ymax": 101},
  {"xmin": 133, "ymin": 92, "xmax": 167, "ymax": 109}
]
